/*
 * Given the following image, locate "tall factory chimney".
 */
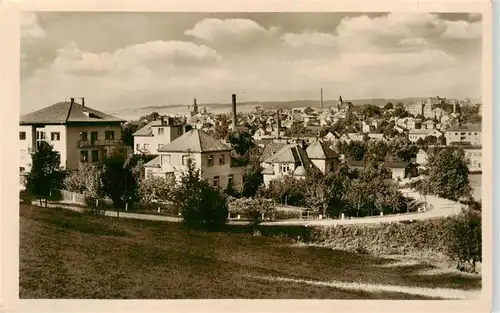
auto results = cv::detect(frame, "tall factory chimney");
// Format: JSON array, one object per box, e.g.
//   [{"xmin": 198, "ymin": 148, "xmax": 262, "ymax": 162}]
[
  {"xmin": 276, "ymin": 109, "xmax": 281, "ymax": 139},
  {"xmin": 231, "ymin": 93, "xmax": 237, "ymax": 130},
  {"xmin": 320, "ymin": 88, "xmax": 323, "ymax": 109}
]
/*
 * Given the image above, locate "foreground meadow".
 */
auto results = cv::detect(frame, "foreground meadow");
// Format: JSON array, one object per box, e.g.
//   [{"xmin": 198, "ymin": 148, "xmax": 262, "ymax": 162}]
[{"xmin": 19, "ymin": 205, "xmax": 481, "ymax": 299}]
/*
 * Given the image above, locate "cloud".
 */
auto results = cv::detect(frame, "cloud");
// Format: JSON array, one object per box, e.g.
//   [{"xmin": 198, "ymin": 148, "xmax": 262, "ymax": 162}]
[
  {"xmin": 282, "ymin": 31, "xmax": 337, "ymax": 48},
  {"xmin": 441, "ymin": 20, "xmax": 482, "ymax": 40},
  {"xmin": 185, "ymin": 18, "xmax": 278, "ymax": 43},
  {"xmin": 48, "ymin": 40, "xmax": 222, "ymax": 76},
  {"xmin": 21, "ymin": 12, "xmax": 46, "ymax": 39}
]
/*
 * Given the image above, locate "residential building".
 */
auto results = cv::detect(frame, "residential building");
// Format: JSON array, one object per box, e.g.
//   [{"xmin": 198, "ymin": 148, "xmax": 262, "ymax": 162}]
[
  {"xmin": 444, "ymin": 124, "xmax": 482, "ymax": 146},
  {"xmin": 384, "ymin": 162, "xmax": 407, "ymax": 181},
  {"xmin": 133, "ymin": 116, "xmax": 192, "ymax": 155},
  {"xmin": 408, "ymin": 129, "xmax": 443, "ymax": 143},
  {"xmin": 416, "ymin": 149, "xmax": 428, "ymax": 166},
  {"xmin": 19, "ymin": 98, "xmax": 127, "ymax": 172},
  {"xmin": 463, "ymin": 147, "xmax": 482, "ymax": 173},
  {"xmin": 261, "ymin": 143, "xmax": 312, "ymax": 187},
  {"xmin": 305, "ymin": 140, "xmax": 339, "ymax": 174},
  {"xmin": 143, "ymin": 129, "xmax": 244, "ymax": 190}
]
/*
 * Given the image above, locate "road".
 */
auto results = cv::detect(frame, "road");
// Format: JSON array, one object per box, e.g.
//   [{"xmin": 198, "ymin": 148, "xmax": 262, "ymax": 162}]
[{"xmin": 34, "ymin": 189, "xmax": 464, "ymax": 227}]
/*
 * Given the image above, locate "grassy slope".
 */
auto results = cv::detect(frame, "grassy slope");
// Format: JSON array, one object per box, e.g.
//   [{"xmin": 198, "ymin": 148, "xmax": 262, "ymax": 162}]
[{"xmin": 19, "ymin": 205, "xmax": 480, "ymax": 299}]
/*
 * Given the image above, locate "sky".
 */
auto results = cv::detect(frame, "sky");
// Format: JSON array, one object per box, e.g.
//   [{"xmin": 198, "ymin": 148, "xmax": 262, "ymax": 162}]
[{"xmin": 21, "ymin": 12, "xmax": 482, "ymax": 114}]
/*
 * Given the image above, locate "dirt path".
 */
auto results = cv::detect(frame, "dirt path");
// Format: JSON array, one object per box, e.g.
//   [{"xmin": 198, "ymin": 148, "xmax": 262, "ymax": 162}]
[{"xmin": 248, "ymin": 275, "xmax": 481, "ymax": 300}]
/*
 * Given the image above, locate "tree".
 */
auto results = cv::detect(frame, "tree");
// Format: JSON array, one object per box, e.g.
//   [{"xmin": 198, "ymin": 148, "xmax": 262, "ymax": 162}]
[
  {"xmin": 174, "ymin": 155, "xmax": 228, "ymax": 230},
  {"xmin": 304, "ymin": 107, "xmax": 315, "ymax": 115},
  {"xmin": 228, "ymin": 130, "xmax": 255, "ymax": 157},
  {"xmin": 121, "ymin": 122, "xmax": 140, "ymax": 147},
  {"xmin": 213, "ymin": 114, "xmax": 231, "ymax": 140},
  {"xmin": 423, "ymin": 147, "xmax": 472, "ymax": 201},
  {"xmin": 101, "ymin": 152, "xmax": 139, "ymax": 210},
  {"xmin": 26, "ymin": 142, "xmax": 65, "ymax": 207},
  {"xmin": 138, "ymin": 172, "xmax": 175, "ymax": 207},
  {"xmin": 416, "ymin": 137, "xmax": 425, "ymax": 147},
  {"xmin": 424, "ymin": 135, "xmax": 438, "ymax": 146},
  {"xmin": 64, "ymin": 163, "xmax": 104, "ymax": 199},
  {"xmin": 242, "ymin": 163, "xmax": 264, "ymax": 197},
  {"xmin": 384, "ymin": 102, "xmax": 394, "ymax": 110},
  {"xmin": 285, "ymin": 121, "xmax": 307, "ymax": 138},
  {"xmin": 228, "ymin": 197, "xmax": 275, "ymax": 228},
  {"xmin": 265, "ymin": 175, "xmax": 307, "ymax": 206}
]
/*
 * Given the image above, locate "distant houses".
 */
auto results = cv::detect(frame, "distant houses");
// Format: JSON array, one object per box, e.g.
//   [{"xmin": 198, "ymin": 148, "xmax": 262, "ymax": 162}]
[{"xmin": 19, "ymin": 97, "xmax": 128, "ymax": 172}]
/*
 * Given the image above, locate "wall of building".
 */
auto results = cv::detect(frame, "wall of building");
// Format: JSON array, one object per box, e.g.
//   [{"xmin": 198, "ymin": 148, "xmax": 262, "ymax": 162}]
[
  {"xmin": 391, "ymin": 168, "xmax": 405, "ymax": 181},
  {"xmin": 19, "ymin": 125, "xmax": 34, "ymax": 172},
  {"xmin": 66, "ymin": 124, "xmax": 123, "ymax": 170},
  {"xmin": 464, "ymin": 148, "xmax": 482, "ymax": 172},
  {"xmin": 445, "ymin": 130, "xmax": 481, "ymax": 146},
  {"xmin": 134, "ymin": 125, "xmax": 185, "ymax": 155}
]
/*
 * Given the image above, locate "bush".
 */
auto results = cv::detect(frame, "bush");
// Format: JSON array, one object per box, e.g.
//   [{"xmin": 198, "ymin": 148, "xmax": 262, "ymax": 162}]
[
  {"xmin": 84, "ymin": 197, "xmax": 107, "ymax": 216},
  {"xmin": 445, "ymin": 208, "xmax": 481, "ymax": 273},
  {"xmin": 228, "ymin": 197, "xmax": 275, "ymax": 227},
  {"xmin": 20, "ymin": 190, "xmax": 35, "ymax": 205},
  {"xmin": 306, "ymin": 210, "xmax": 482, "ymax": 272}
]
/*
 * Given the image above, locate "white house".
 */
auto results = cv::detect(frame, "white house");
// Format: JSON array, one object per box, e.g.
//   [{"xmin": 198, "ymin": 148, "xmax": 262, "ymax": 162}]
[
  {"xmin": 19, "ymin": 98, "xmax": 128, "ymax": 173},
  {"xmin": 261, "ymin": 143, "xmax": 312, "ymax": 187},
  {"xmin": 143, "ymin": 129, "xmax": 244, "ymax": 190},
  {"xmin": 133, "ymin": 116, "xmax": 192, "ymax": 155},
  {"xmin": 444, "ymin": 124, "xmax": 482, "ymax": 146}
]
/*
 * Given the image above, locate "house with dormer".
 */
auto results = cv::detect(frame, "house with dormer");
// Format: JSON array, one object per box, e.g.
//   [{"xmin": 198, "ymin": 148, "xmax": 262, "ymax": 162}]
[{"xmin": 143, "ymin": 129, "xmax": 244, "ymax": 190}]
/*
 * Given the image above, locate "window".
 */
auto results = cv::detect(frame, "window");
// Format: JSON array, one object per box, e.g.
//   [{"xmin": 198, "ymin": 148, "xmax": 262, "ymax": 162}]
[
  {"xmin": 20, "ymin": 167, "xmax": 25, "ymax": 172},
  {"xmin": 213, "ymin": 176, "xmax": 219, "ymax": 187},
  {"xmin": 144, "ymin": 144, "xmax": 150, "ymax": 151},
  {"xmin": 228, "ymin": 174, "xmax": 233, "ymax": 186},
  {"xmin": 182, "ymin": 155, "xmax": 190, "ymax": 166},
  {"xmin": 80, "ymin": 150, "xmax": 89, "ymax": 163},
  {"xmin": 136, "ymin": 143, "xmax": 140, "ymax": 150},
  {"xmin": 91, "ymin": 150, "xmax": 99, "ymax": 162},
  {"xmin": 158, "ymin": 128, "xmax": 164, "ymax": 135},
  {"xmin": 80, "ymin": 132, "xmax": 88, "ymax": 141},
  {"xmin": 19, "ymin": 131, "xmax": 26, "ymax": 140},
  {"xmin": 219, "ymin": 154, "xmax": 225, "ymax": 165},
  {"xmin": 51, "ymin": 132, "xmax": 60, "ymax": 141},
  {"xmin": 280, "ymin": 163, "xmax": 290, "ymax": 173},
  {"xmin": 90, "ymin": 131, "xmax": 98, "ymax": 143},
  {"xmin": 105, "ymin": 130, "xmax": 115, "ymax": 140},
  {"xmin": 208, "ymin": 155, "xmax": 214, "ymax": 167},
  {"xmin": 158, "ymin": 144, "xmax": 164, "ymax": 149},
  {"xmin": 36, "ymin": 131, "xmax": 45, "ymax": 140}
]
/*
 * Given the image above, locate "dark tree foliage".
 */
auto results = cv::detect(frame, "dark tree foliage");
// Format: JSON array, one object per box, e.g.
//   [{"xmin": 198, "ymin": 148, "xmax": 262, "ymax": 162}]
[
  {"xmin": 102, "ymin": 151, "xmax": 141, "ymax": 208},
  {"xmin": 242, "ymin": 163, "xmax": 264, "ymax": 198},
  {"xmin": 384, "ymin": 102, "xmax": 394, "ymax": 110},
  {"xmin": 26, "ymin": 141, "xmax": 65, "ymax": 206},
  {"xmin": 285, "ymin": 121, "xmax": 307, "ymax": 137},
  {"xmin": 228, "ymin": 130, "xmax": 255, "ymax": 157},
  {"xmin": 174, "ymin": 155, "xmax": 228, "ymax": 230},
  {"xmin": 422, "ymin": 147, "xmax": 472, "ymax": 201}
]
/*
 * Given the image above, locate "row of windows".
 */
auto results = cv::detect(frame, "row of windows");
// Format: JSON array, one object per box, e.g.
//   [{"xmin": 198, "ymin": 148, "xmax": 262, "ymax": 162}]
[
  {"xmin": 20, "ymin": 131, "xmax": 60, "ymax": 141},
  {"xmin": 80, "ymin": 150, "xmax": 101, "ymax": 163},
  {"xmin": 80, "ymin": 130, "xmax": 115, "ymax": 141},
  {"xmin": 450, "ymin": 132, "xmax": 479, "ymax": 136},
  {"xmin": 207, "ymin": 154, "xmax": 225, "ymax": 167},
  {"xmin": 157, "ymin": 127, "xmax": 183, "ymax": 136},
  {"xmin": 212, "ymin": 174, "xmax": 233, "ymax": 188}
]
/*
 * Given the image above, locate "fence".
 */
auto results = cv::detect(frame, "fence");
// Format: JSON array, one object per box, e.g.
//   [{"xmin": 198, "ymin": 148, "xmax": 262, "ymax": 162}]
[{"xmin": 60, "ymin": 189, "xmax": 87, "ymax": 205}]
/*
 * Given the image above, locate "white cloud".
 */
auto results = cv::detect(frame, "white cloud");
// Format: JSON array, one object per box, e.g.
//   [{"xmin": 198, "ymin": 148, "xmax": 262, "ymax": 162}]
[
  {"xmin": 442, "ymin": 20, "xmax": 482, "ymax": 40},
  {"xmin": 21, "ymin": 12, "xmax": 46, "ymax": 39},
  {"xmin": 185, "ymin": 18, "xmax": 278, "ymax": 43},
  {"xmin": 48, "ymin": 40, "xmax": 222, "ymax": 76},
  {"xmin": 282, "ymin": 31, "xmax": 337, "ymax": 48}
]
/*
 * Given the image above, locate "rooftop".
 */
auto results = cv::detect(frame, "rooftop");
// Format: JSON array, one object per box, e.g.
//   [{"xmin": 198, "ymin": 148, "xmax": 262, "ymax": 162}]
[
  {"xmin": 20, "ymin": 101, "xmax": 125, "ymax": 125},
  {"xmin": 157, "ymin": 129, "xmax": 232, "ymax": 153},
  {"xmin": 306, "ymin": 140, "xmax": 338, "ymax": 159},
  {"xmin": 445, "ymin": 123, "xmax": 482, "ymax": 132}
]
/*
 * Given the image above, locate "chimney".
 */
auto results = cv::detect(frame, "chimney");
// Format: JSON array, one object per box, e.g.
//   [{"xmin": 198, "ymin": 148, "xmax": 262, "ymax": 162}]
[
  {"xmin": 276, "ymin": 109, "xmax": 281, "ymax": 139},
  {"xmin": 231, "ymin": 93, "xmax": 237, "ymax": 130},
  {"xmin": 320, "ymin": 88, "xmax": 323, "ymax": 109},
  {"xmin": 81, "ymin": 97, "xmax": 85, "ymax": 106},
  {"xmin": 70, "ymin": 97, "xmax": 74, "ymax": 105}
]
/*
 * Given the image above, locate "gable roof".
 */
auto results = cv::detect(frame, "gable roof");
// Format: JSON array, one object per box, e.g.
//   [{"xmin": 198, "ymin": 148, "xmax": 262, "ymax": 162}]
[
  {"xmin": 20, "ymin": 101, "xmax": 125, "ymax": 125},
  {"xmin": 306, "ymin": 140, "xmax": 338, "ymax": 159},
  {"xmin": 157, "ymin": 129, "xmax": 231, "ymax": 153},
  {"xmin": 133, "ymin": 121, "xmax": 155, "ymax": 137},
  {"xmin": 263, "ymin": 144, "xmax": 312, "ymax": 167},
  {"xmin": 260, "ymin": 141, "xmax": 287, "ymax": 162}
]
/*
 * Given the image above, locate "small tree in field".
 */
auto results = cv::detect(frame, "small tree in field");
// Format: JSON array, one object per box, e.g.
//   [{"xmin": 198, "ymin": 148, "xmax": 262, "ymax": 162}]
[
  {"xmin": 26, "ymin": 141, "xmax": 64, "ymax": 207},
  {"xmin": 138, "ymin": 172, "xmax": 175, "ymax": 208},
  {"xmin": 174, "ymin": 154, "xmax": 228, "ymax": 230},
  {"xmin": 64, "ymin": 162, "xmax": 105, "ymax": 213}
]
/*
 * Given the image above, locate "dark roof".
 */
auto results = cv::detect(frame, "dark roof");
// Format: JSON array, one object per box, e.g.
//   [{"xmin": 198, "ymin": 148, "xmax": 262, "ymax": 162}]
[
  {"xmin": 383, "ymin": 161, "xmax": 408, "ymax": 169},
  {"xmin": 157, "ymin": 129, "xmax": 231, "ymax": 153},
  {"xmin": 346, "ymin": 159, "xmax": 365, "ymax": 167},
  {"xmin": 445, "ymin": 123, "xmax": 482, "ymax": 132},
  {"xmin": 263, "ymin": 144, "xmax": 312, "ymax": 167},
  {"xmin": 20, "ymin": 101, "xmax": 125, "ymax": 125},
  {"xmin": 133, "ymin": 121, "xmax": 155, "ymax": 137},
  {"xmin": 144, "ymin": 156, "xmax": 161, "ymax": 168},
  {"xmin": 306, "ymin": 140, "xmax": 338, "ymax": 159}
]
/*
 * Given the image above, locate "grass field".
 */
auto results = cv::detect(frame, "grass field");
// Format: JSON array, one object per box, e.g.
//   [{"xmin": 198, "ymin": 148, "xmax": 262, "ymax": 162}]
[{"xmin": 19, "ymin": 204, "xmax": 481, "ymax": 299}]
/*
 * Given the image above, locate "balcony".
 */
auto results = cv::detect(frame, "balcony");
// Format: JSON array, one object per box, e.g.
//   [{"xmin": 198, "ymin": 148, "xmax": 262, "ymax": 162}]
[{"xmin": 77, "ymin": 139, "xmax": 124, "ymax": 148}]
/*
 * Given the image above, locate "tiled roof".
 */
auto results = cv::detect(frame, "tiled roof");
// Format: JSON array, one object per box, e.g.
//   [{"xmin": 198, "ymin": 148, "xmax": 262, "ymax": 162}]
[
  {"xmin": 20, "ymin": 101, "xmax": 125, "ymax": 125},
  {"xmin": 306, "ymin": 140, "xmax": 338, "ymax": 159},
  {"xmin": 445, "ymin": 123, "xmax": 482, "ymax": 132},
  {"xmin": 157, "ymin": 129, "xmax": 231, "ymax": 153},
  {"xmin": 263, "ymin": 144, "xmax": 312, "ymax": 168},
  {"xmin": 260, "ymin": 142, "xmax": 287, "ymax": 162},
  {"xmin": 409, "ymin": 129, "xmax": 432, "ymax": 135},
  {"xmin": 144, "ymin": 156, "xmax": 161, "ymax": 168},
  {"xmin": 133, "ymin": 121, "xmax": 155, "ymax": 137}
]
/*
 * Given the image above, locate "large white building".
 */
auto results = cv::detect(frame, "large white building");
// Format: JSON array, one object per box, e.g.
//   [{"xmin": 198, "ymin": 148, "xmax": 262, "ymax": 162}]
[
  {"xmin": 133, "ymin": 117, "xmax": 192, "ymax": 155},
  {"xmin": 444, "ymin": 124, "xmax": 482, "ymax": 146},
  {"xmin": 19, "ymin": 98, "xmax": 128, "ymax": 173},
  {"xmin": 143, "ymin": 129, "xmax": 244, "ymax": 190}
]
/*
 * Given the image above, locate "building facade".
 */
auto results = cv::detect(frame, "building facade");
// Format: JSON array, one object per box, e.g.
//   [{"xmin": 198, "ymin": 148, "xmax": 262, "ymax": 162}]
[
  {"xmin": 19, "ymin": 98, "xmax": 127, "ymax": 173},
  {"xmin": 133, "ymin": 117, "xmax": 192, "ymax": 155},
  {"xmin": 444, "ymin": 124, "xmax": 482, "ymax": 146}
]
